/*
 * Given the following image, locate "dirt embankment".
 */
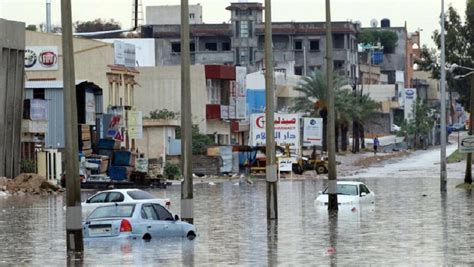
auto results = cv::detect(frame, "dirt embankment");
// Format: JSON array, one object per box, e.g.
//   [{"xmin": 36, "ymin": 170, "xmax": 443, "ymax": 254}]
[
  {"xmin": 0, "ymin": 173, "xmax": 62, "ymax": 196},
  {"xmin": 352, "ymin": 151, "xmax": 410, "ymax": 168}
]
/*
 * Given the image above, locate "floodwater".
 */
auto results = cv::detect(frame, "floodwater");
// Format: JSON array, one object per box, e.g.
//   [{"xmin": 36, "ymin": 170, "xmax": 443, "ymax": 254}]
[{"xmin": 1, "ymin": 146, "xmax": 474, "ymax": 265}]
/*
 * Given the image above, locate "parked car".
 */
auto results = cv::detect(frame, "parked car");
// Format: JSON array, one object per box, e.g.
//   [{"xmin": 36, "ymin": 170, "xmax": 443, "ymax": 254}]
[
  {"xmin": 391, "ymin": 124, "xmax": 401, "ymax": 132},
  {"xmin": 448, "ymin": 123, "xmax": 466, "ymax": 132},
  {"xmin": 315, "ymin": 181, "xmax": 375, "ymax": 206},
  {"xmin": 82, "ymin": 189, "xmax": 171, "ymax": 218},
  {"xmin": 82, "ymin": 201, "xmax": 197, "ymax": 240}
]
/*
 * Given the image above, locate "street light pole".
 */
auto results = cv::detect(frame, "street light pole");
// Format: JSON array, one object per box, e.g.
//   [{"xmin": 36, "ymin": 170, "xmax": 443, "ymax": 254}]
[
  {"xmin": 466, "ymin": 74, "xmax": 474, "ymax": 184},
  {"xmin": 264, "ymin": 0, "xmax": 278, "ymax": 220},
  {"xmin": 325, "ymin": 0, "xmax": 338, "ymax": 210},
  {"xmin": 440, "ymin": 0, "xmax": 447, "ymax": 192},
  {"xmin": 180, "ymin": 0, "xmax": 193, "ymax": 224},
  {"xmin": 60, "ymin": 0, "xmax": 84, "ymax": 256}
]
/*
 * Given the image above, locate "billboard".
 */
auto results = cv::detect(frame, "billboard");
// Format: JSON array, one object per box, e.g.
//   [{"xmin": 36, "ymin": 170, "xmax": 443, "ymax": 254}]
[
  {"xmin": 24, "ymin": 46, "xmax": 59, "ymax": 71},
  {"xmin": 250, "ymin": 113, "xmax": 300, "ymax": 149},
  {"xmin": 127, "ymin": 111, "xmax": 143, "ymax": 139},
  {"xmin": 303, "ymin": 118, "xmax": 323, "ymax": 146},
  {"xmin": 114, "ymin": 41, "xmax": 136, "ymax": 67}
]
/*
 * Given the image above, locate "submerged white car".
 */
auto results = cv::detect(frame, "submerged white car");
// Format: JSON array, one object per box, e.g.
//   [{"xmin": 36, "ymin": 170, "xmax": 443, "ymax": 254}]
[
  {"xmin": 315, "ymin": 181, "xmax": 375, "ymax": 206},
  {"xmin": 82, "ymin": 189, "xmax": 171, "ymax": 218}
]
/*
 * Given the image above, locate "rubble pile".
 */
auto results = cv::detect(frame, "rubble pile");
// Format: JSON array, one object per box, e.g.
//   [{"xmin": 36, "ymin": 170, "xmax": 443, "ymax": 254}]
[{"xmin": 0, "ymin": 174, "xmax": 62, "ymax": 196}]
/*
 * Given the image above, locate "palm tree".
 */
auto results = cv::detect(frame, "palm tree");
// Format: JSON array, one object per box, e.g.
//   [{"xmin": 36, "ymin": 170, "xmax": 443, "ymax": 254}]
[
  {"xmin": 292, "ymin": 71, "xmax": 348, "ymax": 152},
  {"xmin": 351, "ymin": 93, "xmax": 381, "ymax": 151}
]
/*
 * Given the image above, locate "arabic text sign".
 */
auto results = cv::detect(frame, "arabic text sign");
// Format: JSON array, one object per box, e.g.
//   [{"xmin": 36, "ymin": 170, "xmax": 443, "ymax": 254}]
[
  {"xmin": 250, "ymin": 113, "xmax": 300, "ymax": 149},
  {"xmin": 278, "ymin": 158, "xmax": 293, "ymax": 172},
  {"xmin": 127, "ymin": 111, "xmax": 143, "ymax": 139},
  {"xmin": 460, "ymin": 136, "xmax": 474, "ymax": 153},
  {"xmin": 303, "ymin": 118, "xmax": 323, "ymax": 146}
]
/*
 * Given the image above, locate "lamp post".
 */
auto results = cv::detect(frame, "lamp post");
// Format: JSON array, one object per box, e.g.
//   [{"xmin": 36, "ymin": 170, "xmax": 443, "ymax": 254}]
[
  {"xmin": 440, "ymin": 0, "xmax": 447, "ymax": 192},
  {"xmin": 452, "ymin": 64, "xmax": 474, "ymax": 184}
]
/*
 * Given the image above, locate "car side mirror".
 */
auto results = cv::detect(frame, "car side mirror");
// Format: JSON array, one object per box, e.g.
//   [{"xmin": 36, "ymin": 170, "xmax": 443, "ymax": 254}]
[
  {"xmin": 361, "ymin": 192, "xmax": 367, "ymax": 197},
  {"xmin": 174, "ymin": 214, "xmax": 180, "ymax": 221}
]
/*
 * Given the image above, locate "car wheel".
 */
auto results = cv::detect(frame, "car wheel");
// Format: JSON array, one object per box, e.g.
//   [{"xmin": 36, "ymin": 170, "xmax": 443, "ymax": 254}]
[
  {"xmin": 187, "ymin": 231, "xmax": 196, "ymax": 240},
  {"xmin": 292, "ymin": 164, "xmax": 304, "ymax": 175},
  {"xmin": 316, "ymin": 165, "xmax": 327, "ymax": 174}
]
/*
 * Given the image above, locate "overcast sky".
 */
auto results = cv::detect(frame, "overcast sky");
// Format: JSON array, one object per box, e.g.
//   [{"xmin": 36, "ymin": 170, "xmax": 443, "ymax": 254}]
[{"xmin": 0, "ymin": 0, "xmax": 468, "ymax": 47}]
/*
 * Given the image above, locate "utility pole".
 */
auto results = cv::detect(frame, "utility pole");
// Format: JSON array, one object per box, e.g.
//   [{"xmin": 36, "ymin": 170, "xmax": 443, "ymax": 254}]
[
  {"xmin": 180, "ymin": 0, "xmax": 193, "ymax": 224},
  {"xmin": 325, "ymin": 0, "xmax": 338, "ymax": 210},
  {"xmin": 60, "ymin": 0, "xmax": 83, "ymax": 255},
  {"xmin": 265, "ymin": 0, "xmax": 278, "ymax": 220},
  {"xmin": 440, "ymin": 0, "xmax": 447, "ymax": 192}
]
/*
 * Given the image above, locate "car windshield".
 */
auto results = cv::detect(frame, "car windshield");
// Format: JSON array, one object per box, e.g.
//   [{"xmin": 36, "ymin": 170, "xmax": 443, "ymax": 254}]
[
  {"xmin": 323, "ymin": 184, "xmax": 358, "ymax": 196},
  {"xmin": 88, "ymin": 204, "xmax": 135, "ymax": 219},
  {"xmin": 127, "ymin": 190, "xmax": 155, "ymax": 200}
]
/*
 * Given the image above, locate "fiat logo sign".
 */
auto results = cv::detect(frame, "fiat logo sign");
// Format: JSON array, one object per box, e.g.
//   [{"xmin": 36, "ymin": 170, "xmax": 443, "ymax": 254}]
[{"xmin": 39, "ymin": 51, "xmax": 57, "ymax": 67}]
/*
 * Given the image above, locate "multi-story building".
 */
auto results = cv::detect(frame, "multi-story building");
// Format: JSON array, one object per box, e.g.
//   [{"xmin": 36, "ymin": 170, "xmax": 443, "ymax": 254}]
[
  {"xmin": 146, "ymin": 4, "xmax": 203, "ymax": 25},
  {"xmin": 142, "ymin": 2, "xmax": 360, "ymax": 83}
]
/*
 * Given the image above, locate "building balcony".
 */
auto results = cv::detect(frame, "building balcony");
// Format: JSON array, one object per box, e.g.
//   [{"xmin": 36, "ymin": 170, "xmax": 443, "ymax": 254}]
[{"xmin": 206, "ymin": 104, "xmax": 231, "ymax": 120}]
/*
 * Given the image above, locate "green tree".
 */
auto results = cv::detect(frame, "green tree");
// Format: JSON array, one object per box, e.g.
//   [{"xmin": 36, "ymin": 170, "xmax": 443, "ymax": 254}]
[
  {"xmin": 359, "ymin": 29, "xmax": 399, "ymax": 53},
  {"xmin": 26, "ymin": 24, "xmax": 37, "ymax": 31},
  {"xmin": 74, "ymin": 19, "xmax": 122, "ymax": 38},
  {"xmin": 176, "ymin": 125, "xmax": 214, "ymax": 155},
  {"xmin": 400, "ymin": 99, "xmax": 433, "ymax": 149},
  {"xmin": 292, "ymin": 71, "xmax": 380, "ymax": 153}
]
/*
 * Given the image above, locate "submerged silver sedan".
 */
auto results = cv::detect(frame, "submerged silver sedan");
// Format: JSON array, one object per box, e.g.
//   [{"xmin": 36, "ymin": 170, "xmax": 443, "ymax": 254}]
[{"xmin": 83, "ymin": 201, "xmax": 197, "ymax": 240}]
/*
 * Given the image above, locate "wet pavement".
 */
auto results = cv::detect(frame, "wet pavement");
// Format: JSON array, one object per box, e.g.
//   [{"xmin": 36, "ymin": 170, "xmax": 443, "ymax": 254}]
[{"xmin": 1, "ymin": 147, "xmax": 474, "ymax": 265}]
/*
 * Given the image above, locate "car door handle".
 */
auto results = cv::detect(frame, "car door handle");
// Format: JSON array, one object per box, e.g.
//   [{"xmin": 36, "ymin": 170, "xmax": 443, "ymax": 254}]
[
  {"xmin": 164, "ymin": 225, "xmax": 169, "ymax": 229},
  {"xmin": 147, "ymin": 226, "xmax": 152, "ymax": 229}
]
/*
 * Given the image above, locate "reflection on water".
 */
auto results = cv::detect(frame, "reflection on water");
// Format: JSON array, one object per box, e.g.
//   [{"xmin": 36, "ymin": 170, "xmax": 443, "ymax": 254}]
[{"xmin": 1, "ymin": 178, "xmax": 474, "ymax": 265}]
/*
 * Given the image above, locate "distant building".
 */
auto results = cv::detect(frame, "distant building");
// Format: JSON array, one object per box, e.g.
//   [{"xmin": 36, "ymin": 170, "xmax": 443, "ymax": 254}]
[
  {"xmin": 146, "ymin": 4, "xmax": 203, "ymax": 25},
  {"xmin": 142, "ymin": 2, "xmax": 360, "ymax": 83}
]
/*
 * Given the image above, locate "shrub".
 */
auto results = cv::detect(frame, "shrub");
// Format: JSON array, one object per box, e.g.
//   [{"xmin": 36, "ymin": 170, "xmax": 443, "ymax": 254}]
[{"xmin": 164, "ymin": 163, "xmax": 181, "ymax": 180}]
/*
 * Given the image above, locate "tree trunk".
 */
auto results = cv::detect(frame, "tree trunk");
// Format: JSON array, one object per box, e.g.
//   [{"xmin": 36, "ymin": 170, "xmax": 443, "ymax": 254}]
[
  {"xmin": 352, "ymin": 121, "xmax": 360, "ymax": 153},
  {"xmin": 360, "ymin": 124, "xmax": 366, "ymax": 149},
  {"xmin": 341, "ymin": 123, "xmax": 348, "ymax": 151},
  {"xmin": 335, "ymin": 122, "xmax": 340, "ymax": 153}
]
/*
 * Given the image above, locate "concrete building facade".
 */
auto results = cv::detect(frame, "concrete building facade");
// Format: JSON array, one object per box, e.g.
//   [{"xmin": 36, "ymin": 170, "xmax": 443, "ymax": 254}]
[
  {"xmin": 142, "ymin": 2, "xmax": 360, "ymax": 83},
  {"xmin": 146, "ymin": 4, "xmax": 203, "ymax": 25}
]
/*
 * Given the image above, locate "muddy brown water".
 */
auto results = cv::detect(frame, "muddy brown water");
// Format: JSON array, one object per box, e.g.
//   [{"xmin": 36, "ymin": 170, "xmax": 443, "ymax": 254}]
[{"xmin": 1, "ymin": 177, "xmax": 473, "ymax": 265}]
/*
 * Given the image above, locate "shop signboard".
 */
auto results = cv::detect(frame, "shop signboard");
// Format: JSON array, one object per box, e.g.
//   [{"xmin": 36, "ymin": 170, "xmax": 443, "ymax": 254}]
[
  {"xmin": 303, "ymin": 118, "xmax": 323, "ymax": 146},
  {"xmin": 127, "ymin": 111, "xmax": 143, "ymax": 139},
  {"xmin": 250, "ymin": 113, "xmax": 300, "ymax": 149},
  {"xmin": 235, "ymin": 66, "xmax": 247, "ymax": 119},
  {"xmin": 24, "ymin": 46, "xmax": 59, "ymax": 71},
  {"xmin": 114, "ymin": 41, "xmax": 136, "ymax": 67}
]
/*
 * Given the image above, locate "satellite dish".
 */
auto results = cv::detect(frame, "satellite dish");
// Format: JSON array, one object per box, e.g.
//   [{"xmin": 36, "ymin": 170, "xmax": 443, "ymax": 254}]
[{"xmin": 370, "ymin": 19, "xmax": 378, "ymax": 28}]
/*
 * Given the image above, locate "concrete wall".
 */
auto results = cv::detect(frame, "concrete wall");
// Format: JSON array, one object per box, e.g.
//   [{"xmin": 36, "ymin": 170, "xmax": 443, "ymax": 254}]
[
  {"xmin": 135, "ymin": 65, "xmax": 228, "ymax": 136},
  {"xmin": 0, "ymin": 19, "xmax": 25, "ymax": 178},
  {"xmin": 136, "ymin": 119, "xmax": 179, "ymax": 161},
  {"xmin": 146, "ymin": 5, "xmax": 203, "ymax": 25},
  {"xmin": 25, "ymin": 31, "xmax": 114, "ymax": 113}
]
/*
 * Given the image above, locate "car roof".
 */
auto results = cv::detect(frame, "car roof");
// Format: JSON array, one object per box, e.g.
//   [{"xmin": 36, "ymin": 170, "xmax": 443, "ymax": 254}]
[
  {"xmin": 98, "ymin": 188, "xmax": 142, "ymax": 193},
  {"xmin": 337, "ymin": 181, "xmax": 363, "ymax": 185}
]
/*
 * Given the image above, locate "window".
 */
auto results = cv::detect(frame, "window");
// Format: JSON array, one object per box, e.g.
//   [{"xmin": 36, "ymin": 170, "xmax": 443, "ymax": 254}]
[
  {"xmin": 310, "ymin": 40, "xmax": 320, "ymax": 51},
  {"xmin": 153, "ymin": 204, "xmax": 174, "ymax": 220},
  {"xmin": 87, "ymin": 193, "xmax": 107, "ymax": 203},
  {"xmin": 240, "ymin": 50, "xmax": 247, "ymax": 64},
  {"xmin": 189, "ymin": 13, "xmax": 195, "ymax": 19},
  {"xmin": 141, "ymin": 204, "xmax": 159, "ymax": 220},
  {"xmin": 294, "ymin": 40, "xmax": 302, "ymax": 50},
  {"xmin": 106, "ymin": 192, "xmax": 124, "ymax": 202},
  {"xmin": 359, "ymin": 185, "xmax": 370, "ymax": 196},
  {"xmin": 323, "ymin": 184, "xmax": 358, "ymax": 196},
  {"xmin": 127, "ymin": 190, "xmax": 155, "ymax": 200},
  {"xmin": 208, "ymin": 79, "xmax": 221, "ymax": 104},
  {"xmin": 294, "ymin": 66, "xmax": 303, "ymax": 75},
  {"xmin": 222, "ymin": 42, "xmax": 231, "ymax": 51},
  {"xmin": 333, "ymin": 34, "xmax": 345, "ymax": 49},
  {"xmin": 171, "ymin": 43, "xmax": 181, "ymax": 53},
  {"xmin": 33, "ymin": 89, "xmax": 45, "ymax": 99},
  {"xmin": 334, "ymin": 60, "xmax": 345, "ymax": 70},
  {"xmin": 190, "ymin": 43, "xmax": 195, "ymax": 52},
  {"xmin": 240, "ymin": 21, "xmax": 249, "ymax": 38},
  {"xmin": 205, "ymin": 42, "xmax": 217, "ymax": 51},
  {"xmin": 89, "ymin": 205, "xmax": 135, "ymax": 219}
]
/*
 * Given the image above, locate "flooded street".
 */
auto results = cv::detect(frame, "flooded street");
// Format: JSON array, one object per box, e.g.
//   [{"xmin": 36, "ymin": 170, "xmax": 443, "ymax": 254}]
[{"xmin": 2, "ymin": 147, "xmax": 474, "ymax": 265}]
